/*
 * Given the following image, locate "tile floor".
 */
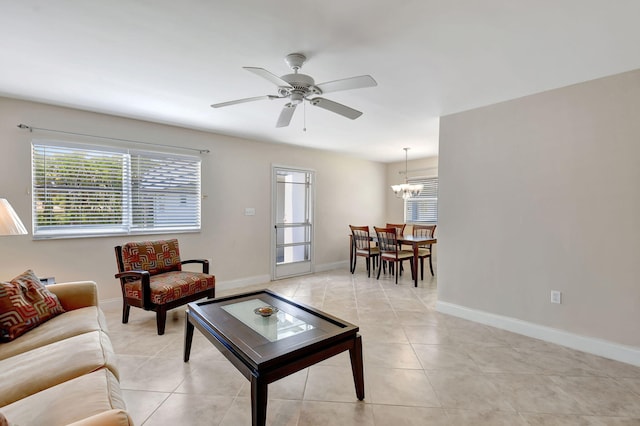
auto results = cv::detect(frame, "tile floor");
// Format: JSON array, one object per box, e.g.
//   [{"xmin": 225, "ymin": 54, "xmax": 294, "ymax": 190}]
[{"xmin": 103, "ymin": 266, "xmax": 640, "ymax": 425}]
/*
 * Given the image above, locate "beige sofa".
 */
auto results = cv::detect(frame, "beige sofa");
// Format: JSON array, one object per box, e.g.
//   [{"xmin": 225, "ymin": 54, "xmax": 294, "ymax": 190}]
[{"xmin": 0, "ymin": 281, "xmax": 132, "ymax": 425}]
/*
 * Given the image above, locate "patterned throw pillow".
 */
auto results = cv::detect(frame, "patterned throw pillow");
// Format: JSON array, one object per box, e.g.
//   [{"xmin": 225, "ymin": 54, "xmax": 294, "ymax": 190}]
[{"xmin": 0, "ymin": 269, "xmax": 65, "ymax": 342}]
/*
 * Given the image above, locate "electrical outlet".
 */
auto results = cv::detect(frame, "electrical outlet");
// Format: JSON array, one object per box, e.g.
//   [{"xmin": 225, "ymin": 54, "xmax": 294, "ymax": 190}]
[{"xmin": 550, "ymin": 290, "xmax": 562, "ymax": 304}]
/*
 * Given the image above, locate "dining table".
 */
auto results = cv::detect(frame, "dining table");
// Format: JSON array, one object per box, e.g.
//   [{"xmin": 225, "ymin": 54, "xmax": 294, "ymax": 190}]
[{"xmin": 349, "ymin": 232, "xmax": 437, "ymax": 287}]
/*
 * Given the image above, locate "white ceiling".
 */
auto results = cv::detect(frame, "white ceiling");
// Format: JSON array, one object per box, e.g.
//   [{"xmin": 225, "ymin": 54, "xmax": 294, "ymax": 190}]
[{"xmin": 2, "ymin": 1, "xmax": 640, "ymax": 163}]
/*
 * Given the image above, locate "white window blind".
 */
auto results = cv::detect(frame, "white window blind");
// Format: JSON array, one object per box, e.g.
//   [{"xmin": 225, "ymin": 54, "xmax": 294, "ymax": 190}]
[
  {"xmin": 405, "ymin": 176, "xmax": 438, "ymax": 224},
  {"xmin": 32, "ymin": 141, "xmax": 201, "ymax": 238}
]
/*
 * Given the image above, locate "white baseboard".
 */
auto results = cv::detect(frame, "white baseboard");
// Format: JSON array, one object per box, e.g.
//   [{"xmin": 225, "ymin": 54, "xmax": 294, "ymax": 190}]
[
  {"xmin": 100, "ymin": 264, "xmax": 347, "ymax": 312},
  {"xmin": 436, "ymin": 301, "xmax": 640, "ymax": 367}
]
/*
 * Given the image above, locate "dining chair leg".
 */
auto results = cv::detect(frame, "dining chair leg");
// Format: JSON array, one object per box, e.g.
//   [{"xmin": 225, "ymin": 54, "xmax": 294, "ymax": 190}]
[
  {"xmin": 376, "ymin": 259, "xmax": 383, "ymax": 280},
  {"xmin": 395, "ymin": 261, "xmax": 399, "ymax": 284},
  {"xmin": 366, "ymin": 257, "xmax": 371, "ymax": 278},
  {"xmin": 420, "ymin": 258, "xmax": 424, "ymax": 280},
  {"xmin": 429, "ymin": 256, "xmax": 434, "ymax": 276}
]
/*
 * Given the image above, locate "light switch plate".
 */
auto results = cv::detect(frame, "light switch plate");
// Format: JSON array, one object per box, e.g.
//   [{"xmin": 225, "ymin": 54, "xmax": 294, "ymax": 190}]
[{"xmin": 244, "ymin": 208, "xmax": 256, "ymax": 216}]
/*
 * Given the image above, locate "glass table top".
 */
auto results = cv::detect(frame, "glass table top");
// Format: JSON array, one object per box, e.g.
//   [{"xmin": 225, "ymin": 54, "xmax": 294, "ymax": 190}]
[{"xmin": 221, "ymin": 298, "xmax": 314, "ymax": 342}]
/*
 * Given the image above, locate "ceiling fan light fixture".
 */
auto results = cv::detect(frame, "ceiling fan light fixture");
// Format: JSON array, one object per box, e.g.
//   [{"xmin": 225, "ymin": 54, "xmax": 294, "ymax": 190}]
[{"xmin": 290, "ymin": 92, "xmax": 304, "ymax": 104}]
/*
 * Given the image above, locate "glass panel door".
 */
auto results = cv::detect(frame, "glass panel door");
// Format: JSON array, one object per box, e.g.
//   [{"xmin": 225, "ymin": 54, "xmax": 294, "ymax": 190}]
[{"xmin": 272, "ymin": 166, "xmax": 314, "ymax": 279}]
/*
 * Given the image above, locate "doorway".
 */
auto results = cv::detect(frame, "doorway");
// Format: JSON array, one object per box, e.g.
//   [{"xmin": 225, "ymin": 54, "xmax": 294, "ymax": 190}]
[{"xmin": 271, "ymin": 166, "xmax": 314, "ymax": 280}]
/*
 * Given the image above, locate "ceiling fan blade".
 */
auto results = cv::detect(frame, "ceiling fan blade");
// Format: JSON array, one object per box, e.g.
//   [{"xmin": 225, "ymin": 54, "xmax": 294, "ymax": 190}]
[
  {"xmin": 310, "ymin": 97, "xmax": 363, "ymax": 120},
  {"xmin": 276, "ymin": 103, "xmax": 297, "ymax": 128},
  {"xmin": 315, "ymin": 75, "xmax": 377, "ymax": 94},
  {"xmin": 211, "ymin": 95, "xmax": 278, "ymax": 108},
  {"xmin": 244, "ymin": 67, "xmax": 293, "ymax": 88}
]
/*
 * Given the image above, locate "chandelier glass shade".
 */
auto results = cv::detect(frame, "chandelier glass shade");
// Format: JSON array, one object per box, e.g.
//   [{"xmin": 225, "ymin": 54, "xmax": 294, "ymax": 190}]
[
  {"xmin": 391, "ymin": 182, "xmax": 423, "ymax": 200},
  {"xmin": 391, "ymin": 148, "xmax": 423, "ymax": 200}
]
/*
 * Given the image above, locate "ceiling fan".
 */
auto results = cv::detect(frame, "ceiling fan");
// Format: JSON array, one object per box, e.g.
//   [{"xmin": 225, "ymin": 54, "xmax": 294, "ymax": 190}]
[{"xmin": 211, "ymin": 53, "xmax": 377, "ymax": 128}]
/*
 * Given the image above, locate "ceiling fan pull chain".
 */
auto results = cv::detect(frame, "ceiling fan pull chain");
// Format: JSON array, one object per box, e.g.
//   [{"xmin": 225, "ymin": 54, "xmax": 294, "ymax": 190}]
[{"xmin": 303, "ymin": 101, "xmax": 307, "ymax": 132}]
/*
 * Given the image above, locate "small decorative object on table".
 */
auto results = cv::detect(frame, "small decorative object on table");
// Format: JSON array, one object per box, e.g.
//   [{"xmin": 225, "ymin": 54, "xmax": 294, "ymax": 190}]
[{"xmin": 254, "ymin": 306, "xmax": 278, "ymax": 317}]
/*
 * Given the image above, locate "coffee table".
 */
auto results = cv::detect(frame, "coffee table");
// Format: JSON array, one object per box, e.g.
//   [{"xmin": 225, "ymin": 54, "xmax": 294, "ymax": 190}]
[{"xmin": 183, "ymin": 289, "xmax": 364, "ymax": 426}]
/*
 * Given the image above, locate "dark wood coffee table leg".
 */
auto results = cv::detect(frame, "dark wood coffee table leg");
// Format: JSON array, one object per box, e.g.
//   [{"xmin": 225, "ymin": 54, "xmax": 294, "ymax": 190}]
[
  {"xmin": 251, "ymin": 374, "xmax": 268, "ymax": 426},
  {"xmin": 184, "ymin": 312, "xmax": 194, "ymax": 362},
  {"xmin": 349, "ymin": 334, "xmax": 365, "ymax": 400}
]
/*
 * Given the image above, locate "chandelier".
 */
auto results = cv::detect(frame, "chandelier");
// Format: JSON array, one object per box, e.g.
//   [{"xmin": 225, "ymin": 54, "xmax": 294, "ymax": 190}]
[{"xmin": 391, "ymin": 148, "xmax": 422, "ymax": 200}]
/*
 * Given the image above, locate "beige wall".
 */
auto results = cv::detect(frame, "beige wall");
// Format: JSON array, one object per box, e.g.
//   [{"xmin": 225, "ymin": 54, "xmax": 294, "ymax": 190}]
[
  {"xmin": 438, "ymin": 69, "xmax": 640, "ymax": 348},
  {"xmin": 0, "ymin": 97, "xmax": 387, "ymax": 301}
]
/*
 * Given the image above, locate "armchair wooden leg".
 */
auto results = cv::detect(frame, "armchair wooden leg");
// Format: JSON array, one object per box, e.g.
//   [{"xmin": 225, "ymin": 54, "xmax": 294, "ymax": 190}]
[
  {"xmin": 156, "ymin": 307, "xmax": 167, "ymax": 335},
  {"xmin": 122, "ymin": 302, "xmax": 130, "ymax": 324}
]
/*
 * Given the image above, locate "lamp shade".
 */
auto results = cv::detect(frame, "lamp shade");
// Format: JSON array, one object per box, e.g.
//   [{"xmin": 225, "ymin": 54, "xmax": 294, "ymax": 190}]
[{"xmin": 0, "ymin": 198, "xmax": 28, "ymax": 235}]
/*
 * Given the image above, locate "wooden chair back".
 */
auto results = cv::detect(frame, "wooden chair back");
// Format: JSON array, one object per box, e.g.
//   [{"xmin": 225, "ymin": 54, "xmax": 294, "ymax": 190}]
[
  {"xmin": 349, "ymin": 225, "xmax": 372, "ymax": 252},
  {"xmin": 412, "ymin": 224, "xmax": 436, "ymax": 239},
  {"xmin": 386, "ymin": 223, "xmax": 406, "ymax": 237},
  {"xmin": 374, "ymin": 226, "xmax": 401, "ymax": 255}
]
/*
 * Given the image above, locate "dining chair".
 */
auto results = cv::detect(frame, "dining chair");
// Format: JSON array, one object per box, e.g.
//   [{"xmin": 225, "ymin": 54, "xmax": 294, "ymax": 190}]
[
  {"xmin": 386, "ymin": 223, "xmax": 409, "ymax": 266},
  {"xmin": 386, "ymin": 223, "xmax": 406, "ymax": 237},
  {"xmin": 349, "ymin": 225, "xmax": 379, "ymax": 278},
  {"xmin": 413, "ymin": 224, "xmax": 436, "ymax": 279},
  {"xmin": 374, "ymin": 226, "xmax": 415, "ymax": 284}
]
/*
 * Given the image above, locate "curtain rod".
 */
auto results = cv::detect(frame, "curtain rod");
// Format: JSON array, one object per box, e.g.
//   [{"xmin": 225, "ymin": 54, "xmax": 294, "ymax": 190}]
[{"xmin": 17, "ymin": 124, "xmax": 211, "ymax": 154}]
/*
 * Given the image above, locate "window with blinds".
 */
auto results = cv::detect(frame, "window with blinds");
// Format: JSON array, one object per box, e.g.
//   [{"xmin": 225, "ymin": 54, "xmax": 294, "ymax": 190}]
[
  {"xmin": 32, "ymin": 141, "xmax": 201, "ymax": 238},
  {"xmin": 405, "ymin": 176, "xmax": 438, "ymax": 224}
]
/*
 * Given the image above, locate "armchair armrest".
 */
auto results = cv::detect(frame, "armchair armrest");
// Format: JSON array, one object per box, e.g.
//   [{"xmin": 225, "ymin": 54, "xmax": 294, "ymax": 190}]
[
  {"xmin": 115, "ymin": 270, "xmax": 152, "ymax": 310},
  {"xmin": 181, "ymin": 259, "xmax": 210, "ymax": 274},
  {"xmin": 46, "ymin": 281, "xmax": 98, "ymax": 311}
]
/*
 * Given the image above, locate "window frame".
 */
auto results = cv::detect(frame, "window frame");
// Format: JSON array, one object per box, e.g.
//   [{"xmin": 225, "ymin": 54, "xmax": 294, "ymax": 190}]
[
  {"xmin": 404, "ymin": 175, "xmax": 438, "ymax": 224},
  {"xmin": 31, "ymin": 140, "xmax": 202, "ymax": 239}
]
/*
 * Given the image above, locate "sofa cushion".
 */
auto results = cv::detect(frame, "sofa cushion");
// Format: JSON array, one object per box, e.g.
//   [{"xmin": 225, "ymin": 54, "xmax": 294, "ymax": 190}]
[
  {"xmin": 0, "ymin": 330, "xmax": 119, "ymax": 406},
  {"xmin": 67, "ymin": 409, "xmax": 133, "ymax": 426},
  {"xmin": 123, "ymin": 270, "xmax": 215, "ymax": 304},
  {"xmin": 1, "ymin": 368, "xmax": 129, "ymax": 426},
  {"xmin": 121, "ymin": 239, "xmax": 182, "ymax": 275},
  {"xmin": 0, "ymin": 269, "xmax": 65, "ymax": 342},
  {"xmin": 0, "ymin": 306, "xmax": 107, "ymax": 361}
]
